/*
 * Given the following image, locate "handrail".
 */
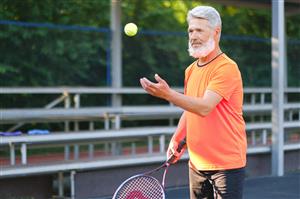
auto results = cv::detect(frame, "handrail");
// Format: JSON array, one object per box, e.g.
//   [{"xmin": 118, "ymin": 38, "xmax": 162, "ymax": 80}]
[
  {"xmin": 0, "ymin": 87, "xmax": 181, "ymax": 94},
  {"xmin": 0, "ymin": 126, "xmax": 176, "ymax": 145},
  {"xmin": 1, "ymin": 103, "xmax": 300, "ymax": 124},
  {"xmin": 1, "ymin": 122, "xmax": 299, "ymax": 146},
  {"xmin": 0, "ymin": 86, "xmax": 299, "ymax": 94},
  {"xmin": 0, "ymin": 106, "xmax": 183, "ymax": 124}
]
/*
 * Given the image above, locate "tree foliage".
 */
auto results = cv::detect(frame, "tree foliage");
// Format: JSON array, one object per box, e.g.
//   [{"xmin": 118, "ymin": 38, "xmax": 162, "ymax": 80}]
[{"xmin": 0, "ymin": 0, "xmax": 299, "ymax": 90}]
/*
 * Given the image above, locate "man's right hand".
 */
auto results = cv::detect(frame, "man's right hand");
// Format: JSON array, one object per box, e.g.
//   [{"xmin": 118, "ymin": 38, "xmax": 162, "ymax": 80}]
[{"xmin": 167, "ymin": 139, "xmax": 186, "ymax": 164}]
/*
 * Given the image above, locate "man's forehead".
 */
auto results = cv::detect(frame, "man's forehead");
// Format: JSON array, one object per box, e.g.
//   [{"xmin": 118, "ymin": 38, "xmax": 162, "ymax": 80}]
[{"xmin": 188, "ymin": 18, "xmax": 209, "ymax": 28}]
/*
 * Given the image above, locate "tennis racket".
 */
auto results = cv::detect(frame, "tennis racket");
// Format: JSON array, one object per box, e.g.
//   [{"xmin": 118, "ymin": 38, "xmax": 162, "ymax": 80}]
[{"xmin": 112, "ymin": 138, "xmax": 186, "ymax": 199}]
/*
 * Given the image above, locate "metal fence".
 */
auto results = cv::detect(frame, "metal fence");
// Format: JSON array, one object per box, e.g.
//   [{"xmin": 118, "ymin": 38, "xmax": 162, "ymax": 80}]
[
  {"xmin": 0, "ymin": 20, "xmax": 299, "ymax": 198},
  {"xmin": 0, "ymin": 20, "xmax": 299, "ymax": 88}
]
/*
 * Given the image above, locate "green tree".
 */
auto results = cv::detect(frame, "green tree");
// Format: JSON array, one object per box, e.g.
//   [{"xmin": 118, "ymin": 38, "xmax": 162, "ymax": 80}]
[{"xmin": 0, "ymin": 0, "xmax": 299, "ymax": 89}]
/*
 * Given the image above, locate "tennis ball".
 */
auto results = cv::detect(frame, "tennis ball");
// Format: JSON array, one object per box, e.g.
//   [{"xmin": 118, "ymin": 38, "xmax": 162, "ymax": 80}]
[{"xmin": 124, "ymin": 23, "xmax": 138, "ymax": 37}]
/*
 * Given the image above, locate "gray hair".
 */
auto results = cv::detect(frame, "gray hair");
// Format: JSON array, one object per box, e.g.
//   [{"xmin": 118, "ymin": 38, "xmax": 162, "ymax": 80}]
[{"xmin": 187, "ymin": 6, "xmax": 222, "ymax": 29}]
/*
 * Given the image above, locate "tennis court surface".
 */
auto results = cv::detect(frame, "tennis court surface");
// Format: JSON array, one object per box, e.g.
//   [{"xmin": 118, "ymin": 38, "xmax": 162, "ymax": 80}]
[
  {"xmin": 98, "ymin": 172, "xmax": 299, "ymax": 199},
  {"xmin": 165, "ymin": 172, "xmax": 300, "ymax": 199}
]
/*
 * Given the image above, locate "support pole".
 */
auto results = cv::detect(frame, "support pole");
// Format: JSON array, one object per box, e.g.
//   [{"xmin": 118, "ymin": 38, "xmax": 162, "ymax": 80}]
[
  {"xmin": 271, "ymin": 0, "xmax": 286, "ymax": 176},
  {"xmin": 58, "ymin": 172, "xmax": 64, "ymax": 197},
  {"xmin": 20, "ymin": 143, "xmax": 27, "ymax": 165},
  {"xmin": 110, "ymin": 0, "xmax": 122, "ymax": 107},
  {"xmin": 70, "ymin": 170, "xmax": 76, "ymax": 199},
  {"xmin": 9, "ymin": 143, "xmax": 15, "ymax": 165}
]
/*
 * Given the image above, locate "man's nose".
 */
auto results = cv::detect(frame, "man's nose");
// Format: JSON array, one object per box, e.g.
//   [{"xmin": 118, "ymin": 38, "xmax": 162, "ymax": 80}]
[{"xmin": 189, "ymin": 31, "xmax": 199, "ymax": 40}]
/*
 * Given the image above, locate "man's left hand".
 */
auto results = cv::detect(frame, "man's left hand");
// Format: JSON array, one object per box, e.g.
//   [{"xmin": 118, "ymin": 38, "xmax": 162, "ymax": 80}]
[{"xmin": 140, "ymin": 74, "xmax": 171, "ymax": 100}]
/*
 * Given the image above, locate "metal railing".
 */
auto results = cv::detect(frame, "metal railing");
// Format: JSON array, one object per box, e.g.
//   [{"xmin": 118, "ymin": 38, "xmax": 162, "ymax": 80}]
[{"xmin": 0, "ymin": 87, "xmax": 299, "ymax": 178}]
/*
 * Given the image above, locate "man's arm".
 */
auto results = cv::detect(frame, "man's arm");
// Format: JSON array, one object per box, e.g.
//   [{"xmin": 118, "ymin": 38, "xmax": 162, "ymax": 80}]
[{"xmin": 140, "ymin": 74, "xmax": 222, "ymax": 117}]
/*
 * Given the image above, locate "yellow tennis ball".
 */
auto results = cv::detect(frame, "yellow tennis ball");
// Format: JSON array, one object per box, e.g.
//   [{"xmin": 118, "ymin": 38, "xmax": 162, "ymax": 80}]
[{"xmin": 124, "ymin": 23, "xmax": 138, "ymax": 37}]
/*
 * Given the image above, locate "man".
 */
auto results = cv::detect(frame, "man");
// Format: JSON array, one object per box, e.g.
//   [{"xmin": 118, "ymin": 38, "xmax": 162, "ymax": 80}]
[{"xmin": 140, "ymin": 5, "xmax": 247, "ymax": 199}]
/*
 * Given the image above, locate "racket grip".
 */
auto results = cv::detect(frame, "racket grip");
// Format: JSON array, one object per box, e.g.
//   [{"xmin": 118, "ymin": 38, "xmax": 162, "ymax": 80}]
[{"xmin": 167, "ymin": 138, "xmax": 186, "ymax": 164}]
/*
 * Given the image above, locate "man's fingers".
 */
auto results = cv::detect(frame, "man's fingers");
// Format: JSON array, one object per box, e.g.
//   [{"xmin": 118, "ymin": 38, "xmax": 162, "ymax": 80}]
[
  {"xmin": 141, "ymin": 76, "xmax": 165, "ymax": 88},
  {"xmin": 141, "ymin": 77, "xmax": 157, "ymax": 88},
  {"xmin": 140, "ymin": 78, "xmax": 152, "ymax": 89},
  {"xmin": 140, "ymin": 78, "xmax": 158, "ymax": 95},
  {"xmin": 154, "ymin": 74, "xmax": 161, "ymax": 82},
  {"xmin": 140, "ymin": 78, "xmax": 147, "ymax": 90},
  {"xmin": 141, "ymin": 77, "xmax": 159, "ymax": 91},
  {"xmin": 170, "ymin": 144, "xmax": 179, "ymax": 156},
  {"xmin": 142, "ymin": 77, "xmax": 152, "ymax": 84},
  {"xmin": 154, "ymin": 74, "xmax": 166, "ymax": 84}
]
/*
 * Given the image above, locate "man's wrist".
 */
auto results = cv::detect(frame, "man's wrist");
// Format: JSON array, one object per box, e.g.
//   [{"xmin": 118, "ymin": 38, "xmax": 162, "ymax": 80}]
[{"xmin": 165, "ymin": 88, "xmax": 176, "ymax": 102}]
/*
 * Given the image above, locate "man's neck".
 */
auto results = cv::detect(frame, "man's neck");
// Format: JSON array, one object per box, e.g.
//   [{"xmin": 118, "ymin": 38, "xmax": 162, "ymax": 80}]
[{"xmin": 198, "ymin": 47, "xmax": 222, "ymax": 65}]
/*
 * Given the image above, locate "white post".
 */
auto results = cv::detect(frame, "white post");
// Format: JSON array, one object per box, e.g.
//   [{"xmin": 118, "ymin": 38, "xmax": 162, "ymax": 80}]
[
  {"xmin": 131, "ymin": 143, "xmax": 136, "ymax": 155},
  {"xmin": 64, "ymin": 145, "xmax": 70, "ymax": 161},
  {"xmin": 58, "ymin": 172, "xmax": 64, "ymax": 197},
  {"xmin": 271, "ymin": 0, "xmax": 286, "ymax": 176},
  {"xmin": 9, "ymin": 143, "xmax": 15, "ymax": 165},
  {"xmin": 64, "ymin": 94, "xmax": 71, "ymax": 160},
  {"xmin": 64, "ymin": 94, "xmax": 71, "ymax": 132},
  {"xmin": 88, "ymin": 144, "xmax": 94, "ymax": 159},
  {"xmin": 159, "ymin": 135, "xmax": 165, "ymax": 153},
  {"xmin": 74, "ymin": 144, "xmax": 79, "ymax": 160},
  {"xmin": 74, "ymin": 94, "xmax": 80, "ymax": 131},
  {"xmin": 112, "ymin": 115, "xmax": 121, "ymax": 155},
  {"xmin": 20, "ymin": 143, "xmax": 27, "ymax": 165},
  {"xmin": 104, "ymin": 114, "xmax": 110, "ymax": 130},
  {"xmin": 74, "ymin": 94, "xmax": 80, "ymax": 160},
  {"xmin": 111, "ymin": 0, "xmax": 122, "ymax": 107},
  {"xmin": 262, "ymin": 129, "xmax": 268, "ymax": 145},
  {"xmin": 70, "ymin": 170, "xmax": 76, "ymax": 199},
  {"xmin": 148, "ymin": 136, "xmax": 153, "ymax": 154}
]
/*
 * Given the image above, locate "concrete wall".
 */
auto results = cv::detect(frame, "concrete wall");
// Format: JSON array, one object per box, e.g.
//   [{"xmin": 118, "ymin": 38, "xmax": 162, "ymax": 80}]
[
  {"xmin": 0, "ymin": 174, "xmax": 53, "ymax": 199},
  {"xmin": 246, "ymin": 150, "xmax": 300, "ymax": 177}
]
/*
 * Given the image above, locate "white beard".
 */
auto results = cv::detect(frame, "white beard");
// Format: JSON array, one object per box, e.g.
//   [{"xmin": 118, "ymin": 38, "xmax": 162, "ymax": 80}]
[{"xmin": 188, "ymin": 36, "xmax": 215, "ymax": 58}]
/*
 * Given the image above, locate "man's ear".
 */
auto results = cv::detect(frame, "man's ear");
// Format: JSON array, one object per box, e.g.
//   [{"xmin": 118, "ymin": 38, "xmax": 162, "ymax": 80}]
[
  {"xmin": 214, "ymin": 26, "xmax": 221, "ymax": 41},
  {"xmin": 215, "ymin": 26, "xmax": 221, "ymax": 37}
]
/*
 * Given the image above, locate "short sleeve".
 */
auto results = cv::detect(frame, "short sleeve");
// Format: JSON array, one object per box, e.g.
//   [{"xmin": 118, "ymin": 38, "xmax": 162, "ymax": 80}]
[
  {"xmin": 184, "ymin": 62, "xmax": 196, "ymax": 95},
  {"xmin": 207, "ymin": 63, "xmax": 241, "ymax": 101}
]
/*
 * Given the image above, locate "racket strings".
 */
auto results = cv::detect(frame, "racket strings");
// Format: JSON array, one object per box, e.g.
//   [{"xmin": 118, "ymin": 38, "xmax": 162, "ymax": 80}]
[{"xmin": 114, "ymin": 175, "xmax": 164, "ymax": 199}]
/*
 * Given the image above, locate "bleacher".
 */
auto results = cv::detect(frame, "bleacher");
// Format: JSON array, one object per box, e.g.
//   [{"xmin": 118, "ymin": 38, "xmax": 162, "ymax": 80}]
[{"xmin": 0, "ymin": 86, "xmax": 299, "ymax": 197}]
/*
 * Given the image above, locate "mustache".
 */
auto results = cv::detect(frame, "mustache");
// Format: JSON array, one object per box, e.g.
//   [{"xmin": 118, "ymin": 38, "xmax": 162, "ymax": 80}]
[{"xmin": 190, "ymin": 40, "xmax": 202, "ymax": 45}]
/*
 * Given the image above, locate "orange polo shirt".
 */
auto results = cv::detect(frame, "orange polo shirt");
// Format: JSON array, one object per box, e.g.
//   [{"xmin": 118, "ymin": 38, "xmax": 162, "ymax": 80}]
[{"xmin": 184, "ymin": 53, "xmax": 247, "ymax": 170}]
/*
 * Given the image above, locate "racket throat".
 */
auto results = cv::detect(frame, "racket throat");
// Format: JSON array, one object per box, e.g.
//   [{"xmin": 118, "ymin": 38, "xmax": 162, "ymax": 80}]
[{"xmin": 162, "ymin": 164, "xmax": 170, "ymax": 188}]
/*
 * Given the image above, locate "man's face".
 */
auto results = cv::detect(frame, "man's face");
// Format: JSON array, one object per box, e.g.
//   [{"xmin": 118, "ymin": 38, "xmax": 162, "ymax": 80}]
[{"xmin": 188, "ymin": 18, "xmax": 215, "ymax": 58}]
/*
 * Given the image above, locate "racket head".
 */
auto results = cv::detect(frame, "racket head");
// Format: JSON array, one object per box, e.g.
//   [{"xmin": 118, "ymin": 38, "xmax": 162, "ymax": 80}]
[{"xmin": 112, "ymin": 174, "xmax": 165, "ymax": 199}]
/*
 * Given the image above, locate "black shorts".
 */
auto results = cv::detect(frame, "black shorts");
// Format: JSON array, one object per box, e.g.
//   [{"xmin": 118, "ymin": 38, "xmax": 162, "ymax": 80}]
[{"xmin": 189, "ymin": 166, "xmax": 245, "ymax": 199}]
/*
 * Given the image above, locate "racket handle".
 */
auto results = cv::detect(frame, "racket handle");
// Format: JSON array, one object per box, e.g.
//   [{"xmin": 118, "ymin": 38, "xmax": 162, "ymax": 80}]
[{"xmin": 167, "ymin": 138, "xmax": 186, "ymax": 164}]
